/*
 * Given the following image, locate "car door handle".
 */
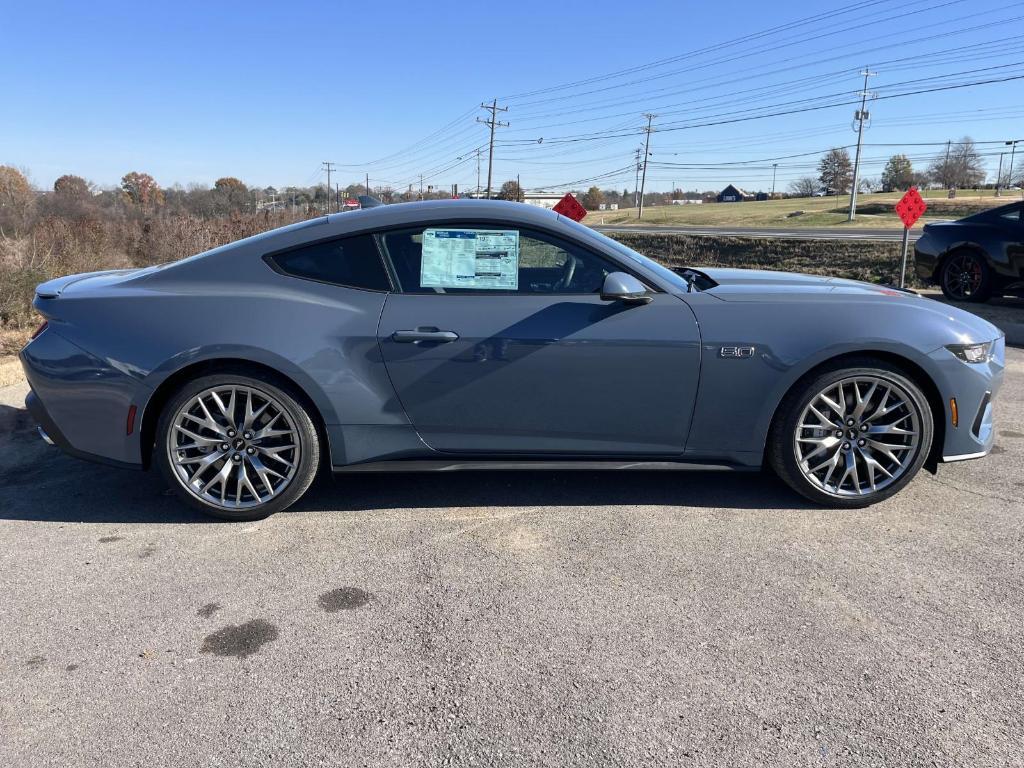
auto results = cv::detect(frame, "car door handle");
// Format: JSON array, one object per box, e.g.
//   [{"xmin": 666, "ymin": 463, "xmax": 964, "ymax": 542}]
[{"xmin": 392, "ymin": 328, "xmax": 459, "ymax": 343}]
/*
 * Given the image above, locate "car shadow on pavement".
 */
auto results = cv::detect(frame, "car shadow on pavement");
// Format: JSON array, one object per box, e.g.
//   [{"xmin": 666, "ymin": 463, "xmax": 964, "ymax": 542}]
[
  {"xmin": 0, "ymin": 448, "xmax": 813, "ymax": 523},
  {"xmin": 292, "ymin": 468, "xmax": 815, "ymax": 514}
]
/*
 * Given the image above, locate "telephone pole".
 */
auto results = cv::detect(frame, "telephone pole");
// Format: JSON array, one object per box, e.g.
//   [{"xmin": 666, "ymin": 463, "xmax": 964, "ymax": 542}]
[
  {"xmin": 365, "ymin": 173, "xmax": 370, "ymax": 198},
  {"xmin": 633, "ymin": 147, "xmax": 642, "ymax": 207},
  {"xmin": 476, "ymin": 148, "xmax": 482, "ymax": 197},
  {"xmin": 638, "ymin": 114, "xmax": 656, "ymax": 220},
  {"xmin": 1008, "ymin": 139, "xmax": 1022, "ymax": 198},
  {"xmin": 322, "ymin": 161, "xmax": 336, "ymax": 213},
  {"xmin": 847, "ymin": 67, "xmax": 876, "ymax": 221},
  {"xmin": 942, "ymin": 140, "xmax": 952, "ymax": 190},
  {"xmin": 771, "ymin": 163, "xmax": 778, "ymax": 197},
  {"xmin": 477, "ymin": 99, "xmax": 509, "ymax": 199}
]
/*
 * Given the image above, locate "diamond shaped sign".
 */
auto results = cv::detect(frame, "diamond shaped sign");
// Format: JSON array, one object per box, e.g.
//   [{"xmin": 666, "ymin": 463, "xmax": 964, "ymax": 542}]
[
  {"xmin": 895, "ymin": 187, "xmax": 927, "ymax": 228},
  {"xmin": 552, "ymin": 193, "xmax": 587, "ymax": 222}
]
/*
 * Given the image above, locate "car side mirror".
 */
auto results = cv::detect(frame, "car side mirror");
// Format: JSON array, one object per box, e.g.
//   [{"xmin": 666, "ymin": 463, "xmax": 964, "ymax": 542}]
[{"xmin": 600, "ymin": 272, "xmax": 652, "ymax": 304}]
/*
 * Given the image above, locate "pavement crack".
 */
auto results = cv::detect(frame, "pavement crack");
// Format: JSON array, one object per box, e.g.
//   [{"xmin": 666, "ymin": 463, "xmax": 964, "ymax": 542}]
[{"xmin": 924, "ymin": 474, "xmax": 1018, "ymax": 505}]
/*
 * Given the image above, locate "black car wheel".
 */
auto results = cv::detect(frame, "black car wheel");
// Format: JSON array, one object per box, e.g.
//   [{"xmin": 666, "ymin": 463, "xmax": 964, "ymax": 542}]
[
  {"xmin": 939, "ymin": 249, "xmax": 993, "ymax": 303},
  {"xmin": 768, "ymin": 358, "xmax": 933, "ymax": 508},
  {"xmin": 156, "ymin": 372, "xmax": 320, "ymax": 521}
]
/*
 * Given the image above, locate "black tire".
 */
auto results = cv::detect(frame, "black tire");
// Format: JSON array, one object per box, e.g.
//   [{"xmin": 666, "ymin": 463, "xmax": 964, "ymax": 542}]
[
  {"xmin": 939, "ymin": 249, "xmax": 993, "ymax": 303},
  {"xmin": 768, "ymin": 358, "xmax": 933, "ymax": 508},
  {"xmin": 156, "ymin": 372, "xmax": 320, "ymax": 521}
]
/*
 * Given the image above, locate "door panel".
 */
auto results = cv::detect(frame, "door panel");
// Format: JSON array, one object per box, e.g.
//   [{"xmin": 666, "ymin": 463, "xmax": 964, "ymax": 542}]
[{"xmin": 377, "ymin": 293, "xmax": 700, "ymax": 454}]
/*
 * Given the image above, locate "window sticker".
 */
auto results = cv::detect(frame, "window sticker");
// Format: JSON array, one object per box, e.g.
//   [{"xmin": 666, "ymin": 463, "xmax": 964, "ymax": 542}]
[{"xmin": 421, "ymin": 229, "xmax": 519, "ymax": 290}]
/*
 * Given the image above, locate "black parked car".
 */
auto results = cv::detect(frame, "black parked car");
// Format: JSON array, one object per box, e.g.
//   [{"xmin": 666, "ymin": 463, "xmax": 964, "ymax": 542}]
[{"xmin": 914, "ymin": 201, "xmax": 1024, "ymax": 302}]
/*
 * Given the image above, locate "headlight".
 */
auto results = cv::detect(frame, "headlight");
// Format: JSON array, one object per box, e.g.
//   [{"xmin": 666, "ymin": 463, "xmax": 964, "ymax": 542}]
[{"xmin": 946, "ymin": 342, "xmax": 992, "ymax": 363}]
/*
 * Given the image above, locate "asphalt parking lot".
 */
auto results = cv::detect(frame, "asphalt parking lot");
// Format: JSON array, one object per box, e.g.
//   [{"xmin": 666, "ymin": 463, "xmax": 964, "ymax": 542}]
[{"xmin": 1, "ymin": 345, "xmax": 1022, "ymax": 767}]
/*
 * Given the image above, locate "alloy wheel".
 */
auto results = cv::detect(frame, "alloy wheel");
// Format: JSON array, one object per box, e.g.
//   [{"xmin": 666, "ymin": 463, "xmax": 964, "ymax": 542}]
[
  {"xmin": 166, "ymin": 384, "xmax": 300, "ymax": 510},
  {"xmin": 942, "ymin": 252, "xmax": 983, "ymax": 299},
  {"xmin": 793, "ymin": 376, "xmax": 921, "ymax": 497}
]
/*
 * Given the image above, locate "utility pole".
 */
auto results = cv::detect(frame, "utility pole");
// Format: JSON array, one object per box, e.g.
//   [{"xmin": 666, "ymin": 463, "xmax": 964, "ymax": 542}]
[
  {"xmin": 638, "ymin": 114, "xmax": 656, "ymax": 220},
  {"xmin": 633, "ymin": 147, "xmax": 642, "ymax": 207},
  {"xmin": 996, "ymin": 153, "xmax": 1005, "ymax": 197},
  {"xmin": 419, "ymin": 174, "xmax": 424, "ymax": 200},
  {"xmin": 475, "ymin": 149, "xmax": 482, "ymax": 197},
  {"xmin": 476, "ymin": 148, "xmax": 482, "ymax": 197},
  {"xmin": 477, "ymin": 99, "xmax": 509, "ymax": 199},
  {"xmin": 771, "ymin": 163, "xmax": 778, "ymax": 197},
  {"xmin": 943, "ymin": 140, "xmax": 952, "ymax": 190},
  {"xmin": 366, "ymin": 173, "xmax": 370, "ymax": 198},
  {"xmin": 847, "ymin": 67, "xmax": 876, "ymax": 221},
  {"xmin": 322, "ymin": 161, "xmax": 336, "ymax": 213},
  {"xmin": 1008, "ymin": 140, "xmax": 1022, "ymax": 198}
]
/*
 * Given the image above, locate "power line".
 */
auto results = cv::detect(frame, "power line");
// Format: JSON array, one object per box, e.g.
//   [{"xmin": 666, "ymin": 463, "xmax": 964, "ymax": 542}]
[
  {"xmin": 503, "ymin": 69, "xmax": 1024, "ymax": 146},
  {"xmin": 504, "ymin": 0, "xmax": 971, "ymax": 109},
  {"xmin": 499, "ymin": 0, "xmax": 895, "ymax": 101}
]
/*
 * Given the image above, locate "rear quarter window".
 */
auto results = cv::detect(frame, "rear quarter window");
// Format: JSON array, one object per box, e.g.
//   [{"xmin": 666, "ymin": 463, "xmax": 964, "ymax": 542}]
[{"xmin": 268, "ymin": 234, "xmax": 391, "ymax": 291}]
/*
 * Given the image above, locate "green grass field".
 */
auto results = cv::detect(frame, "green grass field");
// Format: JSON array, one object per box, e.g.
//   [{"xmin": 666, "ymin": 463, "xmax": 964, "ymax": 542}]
[{"xmin": 587, "ymin": 189, "xmax": 1020, "ymax": 229}]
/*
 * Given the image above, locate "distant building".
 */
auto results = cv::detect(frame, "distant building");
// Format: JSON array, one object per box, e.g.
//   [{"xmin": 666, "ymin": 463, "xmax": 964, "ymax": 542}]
[
  {"xmin": 717, "ymin": 184, "xmax": 754, "ymax": 203},
  {"xmin": 523, "ymin": 192, "xmax": 566, "ymax": 209},
  {"xmin": 671, "ymin": 199, "xmax": 703, "ymax": 205}
]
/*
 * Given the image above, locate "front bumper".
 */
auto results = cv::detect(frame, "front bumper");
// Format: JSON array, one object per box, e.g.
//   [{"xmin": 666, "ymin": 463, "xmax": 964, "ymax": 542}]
[{"xmin": 929, "ymin": 336, "xmax": 1005, "ymax": 463}]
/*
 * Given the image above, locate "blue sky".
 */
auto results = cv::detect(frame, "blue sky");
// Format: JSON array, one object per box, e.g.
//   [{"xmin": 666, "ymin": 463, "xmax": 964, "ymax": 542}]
[{"xmin": 3, "ymin": 0, "xmax": 1023, "ymax": 194}]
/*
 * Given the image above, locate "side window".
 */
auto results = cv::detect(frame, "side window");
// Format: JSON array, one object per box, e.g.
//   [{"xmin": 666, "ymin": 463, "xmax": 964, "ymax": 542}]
[
  {"xmin": 997, "ymin": 207, "xmax": 1022, "ymax": 225},
  {"xmin": 378, "ymin": 225, "xmax": 622, "ymax": 294},
  {"xmin": 268, "ymin": 234, "xmax": 391, "ymax": 291}
]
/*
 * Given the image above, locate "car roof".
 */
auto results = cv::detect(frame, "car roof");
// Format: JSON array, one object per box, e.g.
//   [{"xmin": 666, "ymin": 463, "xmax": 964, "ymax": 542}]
[
  {"xmin": 149, "ymin": 200, "xmax": 580, "ymax": 276},
  {"xmin": 323, "ymin": 199, "xmax": 569, "ymax": 233},
  {"xmin": 959, "ymin": 200, "xmax": 1021, "ymax": 223}
]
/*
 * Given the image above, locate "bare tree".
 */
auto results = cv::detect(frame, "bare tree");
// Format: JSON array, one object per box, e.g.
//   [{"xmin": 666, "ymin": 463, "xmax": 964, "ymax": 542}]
[
  {"xmin": 928, "ymin": 137, "xmax": 986, "ymax": 190},
  {"xmin": 0, "ymin": 165, "xmax": 35, "ymax": 235},
  {"xmin": 497, "ymin": 180, "xmax": 522, "ymax": 202},
  {"xmin": 788, "ymin": 176, "xmax": 818, "ymax": 197}
]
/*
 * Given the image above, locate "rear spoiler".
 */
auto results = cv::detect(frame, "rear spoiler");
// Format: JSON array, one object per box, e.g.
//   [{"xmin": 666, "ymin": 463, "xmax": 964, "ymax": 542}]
[{"xmin": 35, "ymin": 268, "xmax": 138, "ymax": 298}]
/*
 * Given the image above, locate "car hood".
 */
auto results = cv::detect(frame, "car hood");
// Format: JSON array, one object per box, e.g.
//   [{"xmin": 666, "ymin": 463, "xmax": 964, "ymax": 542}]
[
  {"xmin": 701, "ymin": 268, "xmax": 912, "ymax": 299},
  {"xmin": 697, "ymin": 267, "xmax": 1002, "ymax": 343}
]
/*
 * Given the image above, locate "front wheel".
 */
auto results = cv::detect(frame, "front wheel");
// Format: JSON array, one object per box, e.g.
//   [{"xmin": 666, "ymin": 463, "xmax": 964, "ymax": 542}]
[
  {"xmin": 156, "ymin": 373, "xmax": 320, "ymax": 521},
  {"xmin": 768, "ymin": 361, "xmax": 933, "ymax": 508}
]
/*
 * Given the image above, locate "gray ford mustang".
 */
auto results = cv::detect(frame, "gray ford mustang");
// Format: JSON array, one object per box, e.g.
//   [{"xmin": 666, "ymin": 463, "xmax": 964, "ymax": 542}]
[{"xmin": 21, "ymin": 200, "xmax": 1005, "ymax": 520}]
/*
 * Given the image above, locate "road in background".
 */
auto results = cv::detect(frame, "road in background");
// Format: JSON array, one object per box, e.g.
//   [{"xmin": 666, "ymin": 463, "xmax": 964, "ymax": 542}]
[
  {"xmin": 1, "ymin": 348, "xmax": 1022, "ymax": 767},
  {"xmin": 594, "ymin": 224, "xmax": 923, "ymax": 242}
]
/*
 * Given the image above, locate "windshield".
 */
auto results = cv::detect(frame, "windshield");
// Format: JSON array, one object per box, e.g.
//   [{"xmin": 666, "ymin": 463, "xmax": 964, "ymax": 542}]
[{"xmin": 558, "ymin": 217, "xmax": 694, "ymax": 292}]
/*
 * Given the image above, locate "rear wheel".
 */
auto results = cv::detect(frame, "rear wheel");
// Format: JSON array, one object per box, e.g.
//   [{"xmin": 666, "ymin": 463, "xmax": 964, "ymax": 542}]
[
  {"xmin": 768, "ymin": 360, "xmax": 933, "ymax": 508},
  {"xmin": 939, "ymin": 249, "xmax": 993, "ymax": 303},
  {"xmin": 156, "ymin": 373, "xmax": 319, "ymax": 521}
]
